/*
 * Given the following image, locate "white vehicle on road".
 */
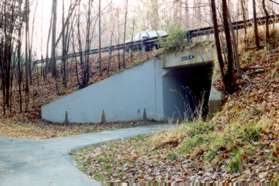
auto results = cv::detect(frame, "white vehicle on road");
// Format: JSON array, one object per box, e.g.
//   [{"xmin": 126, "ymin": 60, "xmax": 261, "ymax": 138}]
[{"xmin": 127, "ymin": 30, "xmax": 168, "ymax": 51}]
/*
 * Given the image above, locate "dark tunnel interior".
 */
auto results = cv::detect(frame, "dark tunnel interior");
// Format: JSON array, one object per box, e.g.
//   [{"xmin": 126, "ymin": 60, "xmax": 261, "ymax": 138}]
[{"xmin": 162, "ymin": 62, "xmax": 214, "ymax": 121}]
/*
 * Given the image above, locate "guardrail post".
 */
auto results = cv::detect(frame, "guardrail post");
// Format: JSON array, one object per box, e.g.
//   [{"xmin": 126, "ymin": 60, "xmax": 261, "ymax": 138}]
[
  {"xmin": 141, "ymin": 40, "xmax": 146, "ymax": 53},
  {"xmin": 186, "ymin": 32, "xmax": 193, "ymax": 43}
]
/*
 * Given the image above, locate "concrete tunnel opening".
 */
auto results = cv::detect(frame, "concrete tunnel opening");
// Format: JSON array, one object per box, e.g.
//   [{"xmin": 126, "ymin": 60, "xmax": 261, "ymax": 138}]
[{"xmin": 162, "ymin": 62, "xmax": 214, "ymax": 121}]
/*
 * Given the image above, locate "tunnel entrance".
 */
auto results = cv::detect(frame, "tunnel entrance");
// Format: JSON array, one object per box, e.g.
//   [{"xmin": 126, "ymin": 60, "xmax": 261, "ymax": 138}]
[{"xmin": 162, "ymin": 62, "xmax": 214, "ymax": 121}]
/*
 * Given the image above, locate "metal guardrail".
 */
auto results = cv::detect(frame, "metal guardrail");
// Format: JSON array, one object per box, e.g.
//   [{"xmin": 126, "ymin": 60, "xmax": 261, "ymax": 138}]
[{"xmin": 33, "ymin": 14, "xmax": 279, "ymax": 64}]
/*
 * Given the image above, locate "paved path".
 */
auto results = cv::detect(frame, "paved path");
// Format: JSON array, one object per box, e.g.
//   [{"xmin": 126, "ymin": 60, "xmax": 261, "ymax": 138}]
[{"xmin": 0, "ymin": 124, "xmax": 175, "ymax": 186}]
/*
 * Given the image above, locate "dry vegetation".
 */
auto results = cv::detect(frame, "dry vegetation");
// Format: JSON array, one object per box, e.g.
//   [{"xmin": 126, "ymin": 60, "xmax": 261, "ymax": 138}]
[{"xmin": 0, "ymin": 119, "xmax": 157, "ymax": 139}]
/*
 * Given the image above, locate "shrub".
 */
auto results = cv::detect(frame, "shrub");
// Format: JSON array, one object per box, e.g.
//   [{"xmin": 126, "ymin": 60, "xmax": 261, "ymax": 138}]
[{"xmin": 160, "ymin": 25, "xmax": 186, "ymax": 52}]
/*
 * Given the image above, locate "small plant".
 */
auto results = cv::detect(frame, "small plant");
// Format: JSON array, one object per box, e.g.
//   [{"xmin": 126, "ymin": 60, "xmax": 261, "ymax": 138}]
[
  {"xmin": 203, "ymin": 133, "xmax": 232, "ymax": 162},
  {"xmin": 179, "ymin": 135, "xmax": 205, "ymax": 154},
  {"xmin": 226, "ymin": 149, "xmax": 244, "ymax": 173},
  {"xmin": 167, "ymin": 151, "xmax": 178, "ymax": 161},
  {"xmin": 160, "ymin": 25, "xmax": 186, "ymax": 52},
  {"xmin": 234, "ymin": 123, "xmax": 262, "ymax": 142},
  {"xmin": 241, "ymin": 51, "xmax": 253, "ymax": 64}
]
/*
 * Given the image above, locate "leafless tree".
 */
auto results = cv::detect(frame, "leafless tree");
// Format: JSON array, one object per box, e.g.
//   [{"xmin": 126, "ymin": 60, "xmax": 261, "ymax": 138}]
[
  {"xmin": 122, "ymin": 0, "xmax": 129, "ymax": 69},
  {"xmin": 240, "ymin": 0, "xmax": 248, "ymax": 44},
  {"xmin": 50, "ymin": 0, "xmax": 57, "ymax": 78},
  {"xmin": 24, "ymin": 0, "xmax": 30, "ymax": 111},
  {"xmin": 253, "ymin": 0, "xmax": 260, "ymax": 49},
  {"xmin": 98, "ymin": 0, "xmax": 102, "ymax": 75},
  {"xmin": 0, "ymin": 0, "xmax": 27, "ymax": 114},
  {"xmin": 262, "ymin": 0, "xmax": 270, "ymax": 43}
]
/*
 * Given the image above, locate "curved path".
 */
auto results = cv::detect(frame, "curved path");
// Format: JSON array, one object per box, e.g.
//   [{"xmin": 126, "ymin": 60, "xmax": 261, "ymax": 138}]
[{"xmin": 0, "ymin": 124, "xmax": 175, "ymax": 186}]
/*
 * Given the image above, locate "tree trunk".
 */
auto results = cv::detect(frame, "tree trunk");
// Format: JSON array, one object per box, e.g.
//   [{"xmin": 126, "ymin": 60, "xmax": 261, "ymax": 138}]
[
  {"xmin": 262, "ymin": 0, "xmax": 269, "ymax": 44},
  {"xmin": 51, "ymin": 0, "xmax": 57, "ymax": 77},
  {"xmin": 253, "ymin": 0, "xmax": 260, "ymax": 49},
  {"xmin": 209, "ymin": 0, "xmax": 225, "ymax": 82},
  {"xmin": 222, "ymin": 0, "xmax": 236, "ymax": 94},
  {"xmin": 240, "ymin": 0, "xmax": 248, "ymax": 47},
  {"xmin": 150, "ymin": 0, "xmax": 159, "ymax": 29},
  {"xmin": 122, "ymin": 0, "xmax": 129, "ymax": 69},
  {"xmin": 17, "ymin": 27, "xmax": 23, "ymax": 113},
  {"xmin": 25, "ymin": 0, "xmax": 30, "ymax": 112},
  {"xmin": 98, "ymin": 0, "xmax": 102, "ymax": 75}
]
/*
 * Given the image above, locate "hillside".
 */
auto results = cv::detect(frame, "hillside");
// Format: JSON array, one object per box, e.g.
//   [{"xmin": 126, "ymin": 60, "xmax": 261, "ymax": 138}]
[{"xmin": 73, "ymin": 35, "xmax": 279, "ymax": 182}]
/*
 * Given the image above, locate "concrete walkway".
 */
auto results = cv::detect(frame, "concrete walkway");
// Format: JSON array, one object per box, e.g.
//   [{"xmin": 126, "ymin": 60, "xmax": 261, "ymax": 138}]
[{"xmin": 0, "ymin": 124, "xmax": 175, "ymax": 186}]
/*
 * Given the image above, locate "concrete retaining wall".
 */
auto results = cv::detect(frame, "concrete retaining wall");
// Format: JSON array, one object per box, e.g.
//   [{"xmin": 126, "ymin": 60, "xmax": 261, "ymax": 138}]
[
  {"xmin": 42, "ymin": 42, "xmax": 218, "ymax": 124},
  {"xmin": 42, "ymin": 58, "xmax": 165, "ymax": 123}
]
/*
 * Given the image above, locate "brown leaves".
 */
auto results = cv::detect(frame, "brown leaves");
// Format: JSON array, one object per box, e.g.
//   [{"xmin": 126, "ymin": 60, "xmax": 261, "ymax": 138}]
[
  {"xmin": 0, "ymin": 118, "xmax": 154, "ymax": 139},
  {"xmin": 272, "ymin": 142, "xmax": 279, "ymax": 158}
]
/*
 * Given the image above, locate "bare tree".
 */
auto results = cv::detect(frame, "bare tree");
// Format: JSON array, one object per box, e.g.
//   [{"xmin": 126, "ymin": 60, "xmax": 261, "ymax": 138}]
[
  {"xmin": 98, "ymin": 0, "xmax": 102, "ymax": 75},
  {"xmin": 0, "ymin": 0, "xmax": 26, "ymax": 114},
  {"xmin": 210, "ymin": 0, "xmax": 237, "ymax": 94},
  {"xmin": 61, "ymin": 0, "xmax": 76, "ymax": 88},
  {"xmin": 262, "ymin": 0, "xmax": 270, "ymax": 43},
  {"xmin": 122, "ymin": 0, "xmax": 129, "ymax": 69},
  {"xmin": 240, "ymin": 0, "xmax": 248, "ymax": 45},
  {"xmin": 253, "ymin": 0, "xmax": 260, "ymax": 49},
  {"xmin": 75, "ymin": 0, "xmax": 96, "ymax": 89},
  {"xmin": 24, "ymin": 0, "xmax": 30, "ymax": 111},
  {"xmin": 17, "ymin": 15, "xmax": 23, "ymax": 113},
  {"xmin": 222, "ymin": 0, "xmax": 236, "ymax": 94},
  {"xmin": 150, "ymin": 0, "xmax": 159, "ymax": 29},
  {"xmin": 50, "ymin": 0, "xmax": 57, "ymax": 77},
  {"xmin": 184, "ymin": 0, "xmax": 190, "ymax": 28},
  {"xmin": 210, "ymin": 0, "xmax": 225, "ymax": 80}
]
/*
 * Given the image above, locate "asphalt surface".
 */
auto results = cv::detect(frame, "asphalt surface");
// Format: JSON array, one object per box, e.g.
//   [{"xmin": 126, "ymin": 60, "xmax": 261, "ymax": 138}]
[{"xmin": 0, "ymin": 124, "xmax": 175, "ymax": 186}]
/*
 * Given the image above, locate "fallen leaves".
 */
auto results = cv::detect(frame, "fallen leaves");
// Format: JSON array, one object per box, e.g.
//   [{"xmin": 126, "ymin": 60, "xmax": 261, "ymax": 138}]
[
  {"xmin": 272, "ymin": 142, "xmax": 279, "ymax": 158},
  {"xmin": 0, "ymin": 118, "xmax": 159, "ymax": 139},
  {"xmin": 73, "ymin": 47, "xmax": 279, "ymax": 183}
]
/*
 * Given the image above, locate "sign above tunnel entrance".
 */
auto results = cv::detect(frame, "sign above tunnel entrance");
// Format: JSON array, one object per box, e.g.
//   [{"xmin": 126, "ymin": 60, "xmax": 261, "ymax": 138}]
[{"xmin": 162, "ymin": 41, "xmax": 216, "ymax": 68}]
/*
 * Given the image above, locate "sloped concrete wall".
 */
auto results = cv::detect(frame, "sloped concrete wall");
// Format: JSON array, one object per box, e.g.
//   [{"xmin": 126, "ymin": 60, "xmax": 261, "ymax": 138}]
[{"xmin": 42, "ymin": 58, "xmax": 165, "ymax": 123}]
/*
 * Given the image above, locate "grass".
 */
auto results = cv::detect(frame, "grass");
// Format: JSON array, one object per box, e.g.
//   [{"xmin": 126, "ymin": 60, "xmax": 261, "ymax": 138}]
[
  {"xmin": 179, "ymin": 122, "xmax": 263, "ymax": 167},
  {"xmin": 226, "ymin": 149, "xmax": 244, "ymax": 173},
  {"xmin": 73, "ymin": 120, "xmax": 278, "ymax": 182}
]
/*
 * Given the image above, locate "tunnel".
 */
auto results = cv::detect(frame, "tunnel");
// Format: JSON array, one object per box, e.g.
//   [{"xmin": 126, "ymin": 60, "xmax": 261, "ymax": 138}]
[{"xmin": 162, "ymin": 62, "xmax": 214, "ymax": 121}]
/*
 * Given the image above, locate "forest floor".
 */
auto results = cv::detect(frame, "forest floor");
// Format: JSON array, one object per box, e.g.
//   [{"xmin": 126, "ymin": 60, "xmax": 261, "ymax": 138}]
[{"xmin": 73, "ymin": 41, "xmax": 279, "ymax": 182}]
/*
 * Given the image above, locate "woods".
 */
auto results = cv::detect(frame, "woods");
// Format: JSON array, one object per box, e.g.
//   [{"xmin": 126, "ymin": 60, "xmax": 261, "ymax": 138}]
[
  {"xmin": 0, "ymin": 0, "xmax": 278, "ymax": 183},
  {"xmin": 0, "ymin": 0, "xmax": 27, "ymax": 114}
]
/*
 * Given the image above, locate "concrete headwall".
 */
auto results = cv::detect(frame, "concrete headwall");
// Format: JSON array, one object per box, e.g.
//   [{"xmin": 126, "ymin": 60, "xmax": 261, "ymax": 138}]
[
  {"xmin": 162, "ymin": 41, "xmax": 215, "ymax": 68},
  {"xmin": 42, "ymin": 58, "xmax": 165, "ymax": 123},
  {"xmin": 42, "ymin": 42, "xmax": 217, "ymax": 124}
]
